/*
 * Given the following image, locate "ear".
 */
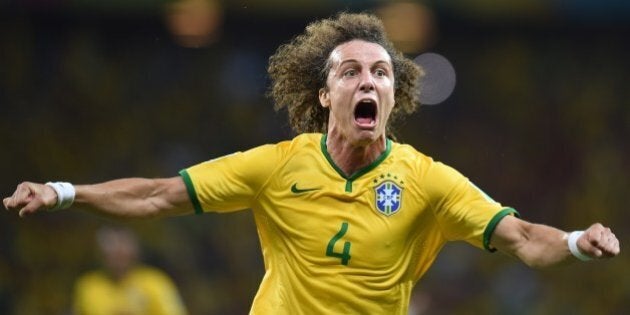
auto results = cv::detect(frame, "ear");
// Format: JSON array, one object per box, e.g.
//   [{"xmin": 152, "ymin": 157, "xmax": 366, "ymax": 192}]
[{"xmin": 319, "ymin": 87, "xmax": 330, "ymax": 108}]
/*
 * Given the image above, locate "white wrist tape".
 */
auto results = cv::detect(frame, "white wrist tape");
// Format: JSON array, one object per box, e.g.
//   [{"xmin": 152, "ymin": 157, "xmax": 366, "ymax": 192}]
[
  {"xmin": 567, "ymin": 231, "xmax": 592, "ymax": 261},
  {"xmin": 45, "ymin": 182, "xmax": 75, "ymax": 211}
]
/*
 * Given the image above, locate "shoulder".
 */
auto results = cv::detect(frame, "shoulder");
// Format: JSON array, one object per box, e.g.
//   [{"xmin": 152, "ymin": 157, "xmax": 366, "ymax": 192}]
[
  {"xmin": 258, "ymin": 133, "xmax": 322, "ymax": 162},
  {"xmin": 123, "ymin": 266, "xmax": 180, "ymax": 291},
  {"xmin": 389, "ymin": 141, "xmax": 441, "ymax": 175},
  {"xmin": 240, "ymin": 133, "xmax": 321, "ymax": 159},
  {"xmin": 390, "ymin": 141, "xmax": 431, "ymax": 161},
  {"xmin": 131, "ymin": 265, "xmax": 172, "ymax": 280},
  {"xmin": 74, "ymin": 270, "xmax": 111, "ymax": 292},
  {"xmin": 389, "ymin": 141, "xmax": 466, "ymax": 192},
  {"xmin": 76, "ymin": 270, "xmax": 108, "ymax": 283},
  {"xmin": 286, "ymin": 133, "xmax": 323, "ymax": 150}
]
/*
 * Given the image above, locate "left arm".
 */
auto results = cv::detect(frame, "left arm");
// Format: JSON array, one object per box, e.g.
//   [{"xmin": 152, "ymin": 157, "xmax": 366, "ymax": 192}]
[{"xmin": 491, "ymin": 215, "xmax": 620, "ymax": 268}]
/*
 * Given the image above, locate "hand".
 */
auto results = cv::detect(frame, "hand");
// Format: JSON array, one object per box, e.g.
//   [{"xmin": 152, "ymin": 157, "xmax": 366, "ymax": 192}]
[
  {"xmin": 3, "ymin": 182, "xmax": 58, "ymax": 217},
  {"xmin": 577, "ymin": 223, "xmax": 621, "ymax": 259}
]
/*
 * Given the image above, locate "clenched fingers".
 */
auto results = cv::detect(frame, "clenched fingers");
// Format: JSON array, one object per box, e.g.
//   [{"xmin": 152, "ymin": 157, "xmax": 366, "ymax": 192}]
[
  {"xmin": 4, "ymin": 183, "xmax": 33, "ymax": 210},
  {"xmin": 3, "ymin": 182, "xmax": 56, "ymax": 217},
  {"xmin": 579, "ymin": 223, "xmax": 621, "ymax": 259}
]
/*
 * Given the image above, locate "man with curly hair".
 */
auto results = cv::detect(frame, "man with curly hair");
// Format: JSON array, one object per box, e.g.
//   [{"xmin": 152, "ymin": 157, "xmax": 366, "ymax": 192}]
[{"xmin": 3, "ymin": 12, "xmax": 620, "ymax": 314}]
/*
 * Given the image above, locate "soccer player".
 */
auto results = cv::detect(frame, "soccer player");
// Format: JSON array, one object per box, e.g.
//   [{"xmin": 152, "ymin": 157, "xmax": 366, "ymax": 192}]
[
  {"xmin": 3, "ymin": 13, "xmax": 620, "ymax": 314},
  {"xmin": 73, "ymin": 226, "xmax": 188, "ymax": 315}
]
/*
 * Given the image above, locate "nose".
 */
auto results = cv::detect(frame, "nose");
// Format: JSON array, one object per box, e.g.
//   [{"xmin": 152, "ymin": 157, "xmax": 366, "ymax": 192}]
[{"xmin": 359, "ymin": 71, "xmax": 375, "ymax": 92}]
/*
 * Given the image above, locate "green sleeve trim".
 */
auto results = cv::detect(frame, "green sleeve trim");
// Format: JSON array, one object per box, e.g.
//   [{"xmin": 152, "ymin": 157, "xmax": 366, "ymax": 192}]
[
  {"xmin": 483, "ymin": 207, "xmax": 520, "ymax": 252},
  {"xmin": 179, "ymin": 169, "xmax": 203, "ymax": 215}
]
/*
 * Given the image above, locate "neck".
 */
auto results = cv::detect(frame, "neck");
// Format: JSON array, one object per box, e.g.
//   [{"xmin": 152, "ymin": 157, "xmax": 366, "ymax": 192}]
[{"xmin": 325, "ymin": 132, "xmax": 387, "ymax": 177}]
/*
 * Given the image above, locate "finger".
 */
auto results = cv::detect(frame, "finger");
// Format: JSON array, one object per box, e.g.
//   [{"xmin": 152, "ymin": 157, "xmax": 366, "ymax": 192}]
[
  {"xmin": 587, "ymin": 224, "xmax": 610, "ymax": 245},
  {"xmin": 18, "ymin": 207, "xmax": 28, "ymax": 218},
  {"xmin": 588, "ymin": 230, "xmax": 602, "ymax": 247},
  {"xmin": 18, "ymin": 198, "xmax": 45, "ymax": 218},
  {"xmin": 598, "ymin": 233, "xmax": 620, "ymax": 257},
  {"xmin": 588, "ymin": 222, "xmax": 604, "ymax": 233},
  {"xmin": 612, "ymin": 238, "xmax": 621, "ymax": 255},
  {"xmin": 14, "ymin": 183, "xmax": 29, "ymax": 199},
  {"xmin": 11, "ymin": 184, "xmax": 33, "ymax": 209},
  {"xmin": 579, "ymin": 233, "xmax": 602, "ymax": 258},
  {"xmin": 585, "ymin": 227, "xmax": 621, "ymax": 258},
  {"xmin": 4, "ymin": 195, "xmax": 20, "ymax": 210}
]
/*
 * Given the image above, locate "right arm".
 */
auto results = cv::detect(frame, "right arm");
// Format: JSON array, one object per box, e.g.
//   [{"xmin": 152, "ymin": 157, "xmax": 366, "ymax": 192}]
[{"xmin": 3, "ymin": 176, "xmax": 193, "ymax": 220}]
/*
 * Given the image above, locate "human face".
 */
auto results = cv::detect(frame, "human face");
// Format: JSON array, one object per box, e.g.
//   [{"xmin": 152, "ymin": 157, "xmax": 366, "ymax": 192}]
[
  {"xmin": 319, "ymin": 40, "xmax": 395, "ymax": 147},
  {"xmin": 98, "ymin": 230, "xmax": 138, "ymax": 279}
]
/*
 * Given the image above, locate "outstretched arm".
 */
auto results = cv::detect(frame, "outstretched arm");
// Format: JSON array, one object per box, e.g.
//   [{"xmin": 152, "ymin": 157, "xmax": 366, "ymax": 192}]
[
  {"xmin": 3, "ymin": 177, "xmax": 193, "ymax": 220},
  {"xmin": 491, "ymin": 215, "xmax": 620, "ymax": 268}
]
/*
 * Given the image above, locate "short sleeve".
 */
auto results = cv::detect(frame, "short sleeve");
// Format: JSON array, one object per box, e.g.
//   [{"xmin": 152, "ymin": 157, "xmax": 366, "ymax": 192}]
[
  {"xmin": 180, "ymin": 143, "xmax": 285, "ymax": 214},
  {"xmin": 424, "ymin": 161, "xmax": 518, "ymax": 251}
]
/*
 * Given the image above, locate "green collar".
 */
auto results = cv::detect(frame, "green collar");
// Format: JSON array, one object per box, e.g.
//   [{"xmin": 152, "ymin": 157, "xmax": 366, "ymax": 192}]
[{"xmin": 320, "ymin": 134, "xmax": 392, "ymax": 192}]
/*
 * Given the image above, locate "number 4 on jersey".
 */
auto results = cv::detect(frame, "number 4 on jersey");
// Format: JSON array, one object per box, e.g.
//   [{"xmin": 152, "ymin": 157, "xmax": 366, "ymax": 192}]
[{"xmin": 326, "ymin": 222, "xmax": 351, "ymax": 265}]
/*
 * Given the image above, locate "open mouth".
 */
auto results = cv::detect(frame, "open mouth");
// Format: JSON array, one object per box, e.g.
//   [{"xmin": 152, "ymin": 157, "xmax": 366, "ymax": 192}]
[{"xmin": 354, "ymin": 99, "xmax": 377, "ymax": 128}]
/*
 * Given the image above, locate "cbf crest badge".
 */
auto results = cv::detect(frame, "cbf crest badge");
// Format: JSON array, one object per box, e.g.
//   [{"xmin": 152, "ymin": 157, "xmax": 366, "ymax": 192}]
[{"xmin": 374, "ymin": 180, "xmax": 403, "ymax": 216}]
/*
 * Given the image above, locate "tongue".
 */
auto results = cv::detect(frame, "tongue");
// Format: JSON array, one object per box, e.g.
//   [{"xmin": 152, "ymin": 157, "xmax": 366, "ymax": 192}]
[{"xmin": 356, "ymin": 117, "xmax": 373, "ymax": 125}]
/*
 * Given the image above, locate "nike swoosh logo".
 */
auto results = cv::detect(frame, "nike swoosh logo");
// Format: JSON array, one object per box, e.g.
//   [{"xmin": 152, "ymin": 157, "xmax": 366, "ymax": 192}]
[{"xmin": 291, "ymin": 183, "xmax": 319, "ymax": 194}]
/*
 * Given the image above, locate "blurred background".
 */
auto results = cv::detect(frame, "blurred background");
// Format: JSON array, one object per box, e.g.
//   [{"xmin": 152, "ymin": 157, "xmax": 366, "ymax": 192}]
[{"xmin": 1, "ymin": 0, "xmax": 629, "ymax": 314}]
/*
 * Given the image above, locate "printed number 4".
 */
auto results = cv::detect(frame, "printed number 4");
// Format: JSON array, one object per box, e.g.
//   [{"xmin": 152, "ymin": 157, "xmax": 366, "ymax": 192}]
[{"xmin": 326, "ymin": 222, "xmax": 351, "ymax": 265}]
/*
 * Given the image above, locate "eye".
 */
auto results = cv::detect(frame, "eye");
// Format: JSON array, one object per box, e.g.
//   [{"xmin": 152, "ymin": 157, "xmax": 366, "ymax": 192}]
[
  {"xmin": 343, "ymin": 69, "xmax": 358, "ymax": 77},
  {"xmin": 374, "ymin": 68, "xmax": 387, "ymax": 77}
]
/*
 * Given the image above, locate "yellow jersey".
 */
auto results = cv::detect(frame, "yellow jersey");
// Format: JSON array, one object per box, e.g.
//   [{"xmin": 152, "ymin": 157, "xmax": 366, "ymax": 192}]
[
  {"xmin": 73, "ymin": 265, "xmax": 188, "ymax": 315},
  {"xmin": 180, "ymin": 133, "xmax": 517, "ymax": 315}
]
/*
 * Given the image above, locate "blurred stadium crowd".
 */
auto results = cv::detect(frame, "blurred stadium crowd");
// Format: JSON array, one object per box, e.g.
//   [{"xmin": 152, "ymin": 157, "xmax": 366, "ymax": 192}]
[{"xmin": 1, "ymin": 0, "xmax": 628, "ymax": 314}]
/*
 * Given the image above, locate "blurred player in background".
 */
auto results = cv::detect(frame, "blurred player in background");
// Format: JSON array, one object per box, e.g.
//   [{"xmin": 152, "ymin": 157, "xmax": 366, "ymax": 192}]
[
  {"xmin": 4, "ymin": 12, "xmax": 620, "ymax": 314},
  {"xmin": 73, "ymin": 226, "xmax": 188, "ymax": 315}
]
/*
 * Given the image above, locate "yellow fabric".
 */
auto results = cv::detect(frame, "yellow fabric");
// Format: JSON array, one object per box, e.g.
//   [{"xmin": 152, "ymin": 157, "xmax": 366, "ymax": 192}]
[
  {"xmin": 73, "ymin": 266, "xmax": 188, "ymax": 315},
  {"xmin": 181, "ymin": 133, "xmax": 515, "ymax": 315}
]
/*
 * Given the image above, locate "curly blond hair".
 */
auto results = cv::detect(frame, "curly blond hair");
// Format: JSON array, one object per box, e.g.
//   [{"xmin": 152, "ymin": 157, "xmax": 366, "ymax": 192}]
[{"xmin": 267, "ymin": 12, "xmax": 422, "ymax": 138}]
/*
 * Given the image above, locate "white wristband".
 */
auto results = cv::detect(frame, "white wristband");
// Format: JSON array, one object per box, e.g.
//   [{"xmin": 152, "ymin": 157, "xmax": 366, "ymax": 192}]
[
  {"xmin": 567, "ymin": 231, "xmax": 592, "ymax": 261},
  {"xmin": 45, "ymin": 182, "xmax": 75, "ymax": 211}
]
